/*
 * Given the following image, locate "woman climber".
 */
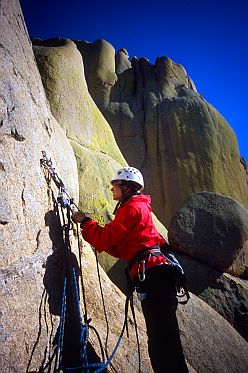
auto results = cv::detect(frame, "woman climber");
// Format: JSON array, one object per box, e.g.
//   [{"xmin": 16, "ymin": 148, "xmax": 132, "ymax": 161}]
[{"xmin": 72, "ymin": 167, "xmax": 188, "ymax": 373}]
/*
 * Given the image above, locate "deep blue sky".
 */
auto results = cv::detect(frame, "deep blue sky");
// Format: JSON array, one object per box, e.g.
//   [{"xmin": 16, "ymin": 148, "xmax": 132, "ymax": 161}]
[{"xmin": 20, "ymin": 0, "xmax": 248, "ymax": 161}]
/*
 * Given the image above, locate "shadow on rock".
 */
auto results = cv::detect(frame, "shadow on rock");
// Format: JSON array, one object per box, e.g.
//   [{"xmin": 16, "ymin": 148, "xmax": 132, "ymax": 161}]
[
  {"xmin": 43, "ymin": 208, "xmax": 65, "ymax": 316},
  {"xmin": 107, "ymin": 258, "xmax": 127, "ymax": 295},
  {"xmin": 177, "ymin": 253, "xmax": 248, "ymax": 342}
]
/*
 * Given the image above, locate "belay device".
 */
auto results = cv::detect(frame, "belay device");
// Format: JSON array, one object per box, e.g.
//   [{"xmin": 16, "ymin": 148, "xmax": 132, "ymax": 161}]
[{"xmin": 40, "ymin": 151, "xmax": 130, "ymax": 373}]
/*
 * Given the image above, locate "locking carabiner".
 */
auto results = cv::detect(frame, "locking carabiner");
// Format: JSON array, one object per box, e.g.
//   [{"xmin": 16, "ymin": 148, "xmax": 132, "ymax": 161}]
[{"xmin": 138, "ymin": 260, "xmax": 146, "ymax": 282}]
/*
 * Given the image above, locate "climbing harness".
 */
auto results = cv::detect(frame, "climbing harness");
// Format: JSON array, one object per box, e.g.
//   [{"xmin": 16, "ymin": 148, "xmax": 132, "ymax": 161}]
[
  {"xmin": 40, "ymin": 151, "xmax": 132, "ymax": 373},
  {"xmin": 127, "ymin": 246, "xmax": 190, "ymax": 305}
]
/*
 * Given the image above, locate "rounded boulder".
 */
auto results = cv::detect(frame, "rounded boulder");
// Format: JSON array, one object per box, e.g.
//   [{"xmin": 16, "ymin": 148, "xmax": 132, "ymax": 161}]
[{"xmin": 169, "ymin": 192, "xmax": 248, "ymax": 276}]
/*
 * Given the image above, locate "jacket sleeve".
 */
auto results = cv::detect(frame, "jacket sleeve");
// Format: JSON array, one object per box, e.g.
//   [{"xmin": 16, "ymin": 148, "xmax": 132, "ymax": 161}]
[{"xmin": 81, "ymin": 205, "xmax": 139, "ymax": 254}]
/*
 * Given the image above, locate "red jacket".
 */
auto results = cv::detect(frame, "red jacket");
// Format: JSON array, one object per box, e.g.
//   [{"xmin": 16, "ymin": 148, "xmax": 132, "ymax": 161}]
[{"xmin": 81, "ymin": 194, "xmax": 167, "ymax": 278}]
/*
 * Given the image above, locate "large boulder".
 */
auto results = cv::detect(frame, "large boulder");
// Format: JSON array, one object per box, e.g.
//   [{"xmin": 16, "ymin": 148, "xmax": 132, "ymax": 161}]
[
  {"xmin": 76, "ymin": 41, "xmax": 248, "ymax": 227},
  {"xmin": 169, "ymin": 192, "xmax": 248, "ymax": 277}
]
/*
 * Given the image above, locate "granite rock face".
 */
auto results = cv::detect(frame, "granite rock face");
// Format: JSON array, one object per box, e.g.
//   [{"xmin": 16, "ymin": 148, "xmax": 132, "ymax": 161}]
[
  {"xmin": 76, "ymin": 39, "xmax": 248, "ymax": 227},
  {"xmin": 177, "ymin": 292, "xmax": 248, "ymax": 373},
  {"xmin": 32, "ymin": 37, "xmax": 126, "ymax": 229},
  {"xmin": 176, "ymin": 253, "xmax": 248, "ymax": 341},
  {"xmin": 0, "ymin": 1, "xmax": 150, "ymax": 372},
  {"xmin": 32, "ymin": 38, "xmax": 125, "ymax": 165},
  {"xmin": 0, "ymin": 1, "xmax": 78, "ymax": 371}
]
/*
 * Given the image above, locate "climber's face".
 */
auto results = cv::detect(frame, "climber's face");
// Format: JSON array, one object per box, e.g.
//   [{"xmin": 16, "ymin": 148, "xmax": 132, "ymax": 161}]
[{"xmin": 111, "ymin": 181, "xmax": 123, "ymax": 201}]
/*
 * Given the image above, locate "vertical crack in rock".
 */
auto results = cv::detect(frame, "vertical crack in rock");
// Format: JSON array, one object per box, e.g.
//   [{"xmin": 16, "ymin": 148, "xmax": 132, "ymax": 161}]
[
  {"xmin": 34, "ymin": 229, "xmax": 42, "ymax": 253},
  {"xmin": 0, "ymin": 161, "xmax": 11, "ymax": 224},
  {"xmin": 21, "ymin": 187, "xmax": 26, "ymax": 216}
]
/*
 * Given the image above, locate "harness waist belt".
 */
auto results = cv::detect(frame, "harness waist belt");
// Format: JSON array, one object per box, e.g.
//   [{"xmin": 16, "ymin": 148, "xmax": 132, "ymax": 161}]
[{"xmin": 128, "ymin": 245, "xmax": 162, "ymax": 271}]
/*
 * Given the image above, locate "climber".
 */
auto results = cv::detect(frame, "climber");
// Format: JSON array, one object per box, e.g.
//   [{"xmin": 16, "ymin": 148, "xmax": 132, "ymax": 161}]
[{"xmin": 72, "ymin": 167, "xmax": 188, "ymax": 373}]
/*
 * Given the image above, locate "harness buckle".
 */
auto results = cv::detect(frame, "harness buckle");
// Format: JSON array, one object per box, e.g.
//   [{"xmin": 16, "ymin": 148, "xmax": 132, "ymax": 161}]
[{"xmin": 138, "ymin": 260, "xmax": 146, "ymax": 282}]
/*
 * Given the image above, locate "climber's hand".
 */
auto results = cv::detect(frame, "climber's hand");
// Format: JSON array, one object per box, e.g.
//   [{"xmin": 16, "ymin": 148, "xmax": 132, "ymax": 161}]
[{"xmin": 71, "ymin": 211, "xmax": 86, "ymax": 224}]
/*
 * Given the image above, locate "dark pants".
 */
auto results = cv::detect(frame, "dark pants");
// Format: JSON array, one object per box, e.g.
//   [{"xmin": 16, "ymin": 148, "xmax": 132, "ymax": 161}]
[{"xmin": 138, "ymin": 266, "xmax": 188, "ymax": 373}]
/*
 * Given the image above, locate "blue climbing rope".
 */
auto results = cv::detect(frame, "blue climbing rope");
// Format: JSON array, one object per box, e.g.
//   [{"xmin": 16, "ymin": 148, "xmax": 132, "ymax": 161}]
[
  {"xmin": 72, "ymin": 267, "xmax": 89, "ymax": 369},
  {"xmin": 54, "ymin": 277, "xmax": 67, "ymax": 372},
  {"xmin": 54, "ymin": 260, "xmax": 128, "ymax": 372}
]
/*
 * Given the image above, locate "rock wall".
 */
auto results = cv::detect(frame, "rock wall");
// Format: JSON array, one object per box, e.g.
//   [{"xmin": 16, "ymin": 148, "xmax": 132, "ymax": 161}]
[
  {"xmin": 31, "ymin": 37, "xmax": 126, "ymax": 227},
  {"xmin": 176, "ymin": 253, "xmax": 248, "ymax": 341},
  {"xmin": 76, "ymin": 39, "xmax": 248, "ymax": 227},
  {"xmin": 0, "ymin": 1, "xmax": 78, "ymax": 371},
  {"xmin": 1, "ymin": 1, "xmax": 248, "ymax": 372}
]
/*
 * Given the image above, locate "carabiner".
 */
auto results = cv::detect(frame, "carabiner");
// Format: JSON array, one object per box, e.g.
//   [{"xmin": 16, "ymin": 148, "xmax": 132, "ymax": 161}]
[{"xmin": 138, "ymin": 260, "xmax": 146, "ymax": 282}]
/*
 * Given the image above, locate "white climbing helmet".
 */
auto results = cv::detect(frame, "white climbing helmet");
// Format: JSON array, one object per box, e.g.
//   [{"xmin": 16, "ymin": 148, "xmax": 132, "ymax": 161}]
[{"xmin": 111, "ymin": 167, "xmax": 144, "ymax": 190}]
